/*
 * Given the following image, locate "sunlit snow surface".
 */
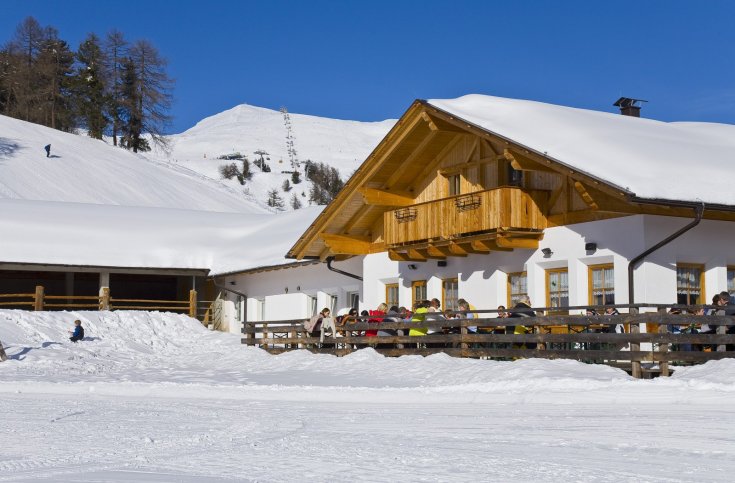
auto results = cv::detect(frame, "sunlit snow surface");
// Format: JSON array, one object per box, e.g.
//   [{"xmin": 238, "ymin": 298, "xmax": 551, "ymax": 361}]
[{"xmin": 1, "ymin": 310, "xmax": 734, "ymax": 482}]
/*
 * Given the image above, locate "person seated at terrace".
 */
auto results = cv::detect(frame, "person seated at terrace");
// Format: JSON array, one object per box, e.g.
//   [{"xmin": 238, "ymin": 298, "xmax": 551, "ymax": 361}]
[
  {"xmin": 409, "ymin": 300, "xmax": 430, "ymax": 336},
  {"xmin": 508, "ymin": 295, "xmax": 536, "ymax": 349},
  {"xmin": 366, "ymin": 303, "xmax": 388, "ymax": 337},
  {"xmin": 457, "ymin": 299, "xmax": 477, "ymax": 333},
  {"xmin": 429, "ymin": 298, "xmax": 441, "ymax": 313},
  {"xmin": 339, "ymin": 308, "xmax": 358, "ymax": 326}
]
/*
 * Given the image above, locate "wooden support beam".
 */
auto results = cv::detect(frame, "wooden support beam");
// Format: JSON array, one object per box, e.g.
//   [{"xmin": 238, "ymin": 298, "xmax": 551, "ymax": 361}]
[
  {"xmin": 429, "ymin": 244, "xmax": 465, "ymax": 258},
  {"xmin": 547, "ymin": 210, "xmax": 630, "ymax": 227},
  {"xmin": 546, "ymin": 180, "xmax": 566, "ymax": 215},
  {"xmin": 420, "ymin": 112, "xmax": 438, "ymax": 131},
  {"xmin": 504, "ymin": 149, "xmax": 555, "ymax": 172},
  {"xmin": 389, "ymin": 250, "xmax": 426, "ymax": 262},
  {"xmin": 321, "ymin": 233, "xmax": 377, "ymax": 255},
  {"xmin": 496, "ymin": 236, "xmax": 539, "ymax": 250},
  {"xmin": 573, "ymin": 181, "xmax": 600, "ymax": 210},
  {"xmin": 358, "ymin": 187, "xmax": 414, "ymax": 207},
  {"xmin": 406, "ymin": 134, "xmax": 464, "ymax": 189},
  {"xmin": 482, "ymin": 139, "xmax": 498, "ymax": 156},
  {"xmin": 471, "ymin": 239, "xmax": 513, "ymax": 252},
  {"xmin": 407, "ymin": 248, "xmax": 428, "ymax": 261},
  {"xmin": 384, "ymin": 129, "xmax": 442, "ymax": 188},
  {"xmin": 415, "ymin": 247, "xmax": 446, "ymax": 260}
]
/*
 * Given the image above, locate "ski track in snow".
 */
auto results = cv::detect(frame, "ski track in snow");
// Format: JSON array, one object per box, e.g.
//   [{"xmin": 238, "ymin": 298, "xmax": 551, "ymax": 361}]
[{"xmin": 1, "ymin": 310, "xmax": 735, "ymax": 481}]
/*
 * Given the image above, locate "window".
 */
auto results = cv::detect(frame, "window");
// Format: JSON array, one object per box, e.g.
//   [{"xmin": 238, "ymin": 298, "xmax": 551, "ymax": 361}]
[
  {"xmin": 307, "ymin": 295, "xmax": 317, "ymax": 316},
  {"xmin": 589, "ymin": 264, "xmax": 615, "ymax": 306},
  {"xmin": 546, "ymin": 268, "xmax": 569, "ymax": 314},
  {"xmin": 442, "ymin": 278, "xmax": 459, "ymax": 311},
  {"xmin": 328, "ymin": 294, "xmax": 338, "ymax": 314},
  {"xmin": 235, "ymin": 295, "xmax": 244, "ymax": 322},
  {"xmin": 254, "ymin": 298, "xmax": 266, "ymax": 321},
  {"xmin": 728, "ymin": 267, "xmax": 735, "ymax": 297},
  {"xmin": 676, "ymin": 264, "xmax": 704, "ymax": 305},
  {"xmin": 507, "ymin": 165, "xmax": 523, "ymax": 187},
  {"xmin": 507, "ymin": 272, "xmax": 527, "ymax": 307},
  {"xmin": 412, "ymin": 280, "xmax": 427, "ymax": 308},
  {"xmin": 385, "ymin": 283, "xmax": 399, "ymax": 308},
  {"xmin": 448, "ymin": 174, "xmax": 461, "ymax": 196},
  {"xmin": 347, "ymin": 291, "xmax": 360, "ymax": 310}
]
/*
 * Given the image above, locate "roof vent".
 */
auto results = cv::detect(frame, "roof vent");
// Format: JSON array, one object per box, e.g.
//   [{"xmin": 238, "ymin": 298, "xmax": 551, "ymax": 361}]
[{"xmin": 613, "ymin": 97, "xmax": 647, "ymax": 117}]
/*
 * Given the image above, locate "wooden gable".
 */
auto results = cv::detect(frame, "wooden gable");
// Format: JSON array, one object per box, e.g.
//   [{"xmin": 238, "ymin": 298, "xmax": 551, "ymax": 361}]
[{"xmin": 287, "ymin": 100, "xmax": 735, "ymax": 261}]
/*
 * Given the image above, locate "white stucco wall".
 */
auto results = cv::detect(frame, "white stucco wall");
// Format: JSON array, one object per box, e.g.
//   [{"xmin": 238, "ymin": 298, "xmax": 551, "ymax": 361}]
[
  {"xmin": 218, "ymin": 257, "xmax": 363, "ymax": 333},
  {"xmin": 360, "ymin": 215, "xmax": 735, "ymax": 314}
]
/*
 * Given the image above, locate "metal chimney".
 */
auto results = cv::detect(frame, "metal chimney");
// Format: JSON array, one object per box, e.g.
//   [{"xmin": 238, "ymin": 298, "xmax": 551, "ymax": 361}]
[{"xmin": 613, "ymin": 97, "xmax": 647, "ymax": 117}]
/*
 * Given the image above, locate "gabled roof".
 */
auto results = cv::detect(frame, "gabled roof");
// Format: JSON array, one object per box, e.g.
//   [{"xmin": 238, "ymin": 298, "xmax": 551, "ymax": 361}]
[
  {"xmin": 287, "ymin": 95, "xmax": 735, "ymax": 260},
  {"xmin": 428, "ymin": 95, "xmax": 735, "ymax": 205}
]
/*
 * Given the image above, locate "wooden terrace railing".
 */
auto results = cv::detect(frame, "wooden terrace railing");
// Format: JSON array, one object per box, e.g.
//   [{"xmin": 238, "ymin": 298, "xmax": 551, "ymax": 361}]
[
  {"xmin": 384, "ymin": 187, "xmax": 548, "ymax": 246},
  {"xmin": 0, "ymin": 285, "xmax": 211, "ymax": 323},
  {"xmin": 242, "ymin": 304, "xmax": 735, "ymax": 378}
]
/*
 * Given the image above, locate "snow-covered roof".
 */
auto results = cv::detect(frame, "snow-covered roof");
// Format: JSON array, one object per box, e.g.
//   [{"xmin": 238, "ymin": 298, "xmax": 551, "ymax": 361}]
[
  {"xmin": 0, "ymin": 199, "xmax": 323, "ymax": 275},
  {"xmin": 428, "ymin": 95, "xmax": 735, "ymax": 206}
]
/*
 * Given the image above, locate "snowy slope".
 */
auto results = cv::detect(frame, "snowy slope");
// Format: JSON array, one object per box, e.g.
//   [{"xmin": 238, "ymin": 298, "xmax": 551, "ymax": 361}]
[
  {"xmin": 0, "ymin": 114, "xmax": 265, "ymax": 213},
  {"xmin": 429, "ymin": 94, "xmax": 735, "ymax": 205},
  {"xmin": 153, "ymin": 103, "xmax": 395, "ymax": 210},
  {"xmin": 1, "ymin": 310, "xmax": 735, "ymax": 481}
]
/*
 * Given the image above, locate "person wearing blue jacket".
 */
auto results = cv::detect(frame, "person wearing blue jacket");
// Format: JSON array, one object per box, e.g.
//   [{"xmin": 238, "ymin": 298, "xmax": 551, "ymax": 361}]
[{"xmin": 68, "ymin": 320, "xmax": 84, "ymax": 342}]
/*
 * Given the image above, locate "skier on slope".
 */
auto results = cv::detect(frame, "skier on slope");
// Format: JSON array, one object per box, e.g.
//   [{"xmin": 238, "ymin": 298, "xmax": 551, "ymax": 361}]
[{"xmin": 44, "ymin": 144, "xmax": 51, "ymax": 157}]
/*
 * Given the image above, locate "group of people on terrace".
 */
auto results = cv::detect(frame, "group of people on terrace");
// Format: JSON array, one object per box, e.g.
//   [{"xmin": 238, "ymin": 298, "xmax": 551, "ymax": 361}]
[{"xmin": 304, "ymin": 291, "xmax": 735, "ymax": 350}]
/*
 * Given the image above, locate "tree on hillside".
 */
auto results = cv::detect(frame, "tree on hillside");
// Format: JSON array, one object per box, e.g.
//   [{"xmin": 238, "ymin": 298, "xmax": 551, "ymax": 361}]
[
  {"xmin": 73, "ymin": 33, "xmax": 107, "ymax": 138},
  {"xmin": 36, "ymin": 27, "xmax": 75, "ymax": 131},
  {"xmin": 2, "ymin": 17, "xmax": 45, "ymax": 122},
  {"xmin": 119, "ymin": 40, "xmax": 173, "ymax": 152},
  {"xmin": 305, "ymin": 161, "xmax": 344, "ymax": 205},
  {"xmin": 291, "ymin": 170, "xmax": 301, "ymax": 184},
  {"xmin": 103, "ymin": 30, "xmax": 127, "ymax": 146},
  {"xmin": 290, "ymin": 193, "xmax": 302, "ymax": 210},
  {"xmin": 282, "ymin": 179, "xmax": 291, "ymax": 192},
  {"xmin": 267, "ymin": 189, "xmax": 285, "ymax": 211}
]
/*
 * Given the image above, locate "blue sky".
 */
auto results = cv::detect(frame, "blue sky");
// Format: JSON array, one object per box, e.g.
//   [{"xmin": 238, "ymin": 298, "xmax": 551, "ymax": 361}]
[{"xmin": 2, "ymin": 0, "xmax": 734, "ymax": 133}]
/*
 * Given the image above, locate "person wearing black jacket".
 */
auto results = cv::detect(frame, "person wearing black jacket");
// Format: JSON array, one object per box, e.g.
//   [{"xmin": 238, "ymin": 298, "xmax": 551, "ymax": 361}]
[{"xmin": 507, "ymin": 295, "xmax": 536, "ymax": 349}]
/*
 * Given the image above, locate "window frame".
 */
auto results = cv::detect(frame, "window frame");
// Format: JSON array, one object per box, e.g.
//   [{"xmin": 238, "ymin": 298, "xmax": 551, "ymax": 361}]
[
  {"xmin": 411, "ymin": 280, "xmax": 427, "ymax": 308},
  {"xmin": 507, "ymin": 271, "xmax": 528, "ymax": 308},
  {"xmin": 588, "ymin": 263, "xmax": 615, "ymax": 307},
  {"xmin": 546, "ymin": 267, "xmax": 569, "ymax": 315},
  {"xmin": 727, "ymin": 266, "xmax": 735, "ymax": 298},
  {"xmin": 442, "ymin": 278, "xmax": 459, "ymax": 311},
  {"xmin": 676, "ymin": 263, "xmax": 705, "ymax": 305},
  {"xmin": 385, "ymin": 283, "xmax": 399, "ymax": 308}
]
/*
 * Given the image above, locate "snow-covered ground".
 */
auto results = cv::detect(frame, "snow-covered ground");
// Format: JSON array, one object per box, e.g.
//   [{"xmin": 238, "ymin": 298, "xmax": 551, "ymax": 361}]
[{"xmin": 1, "ymin": 310, "xmax": 734, "ymax": 482}]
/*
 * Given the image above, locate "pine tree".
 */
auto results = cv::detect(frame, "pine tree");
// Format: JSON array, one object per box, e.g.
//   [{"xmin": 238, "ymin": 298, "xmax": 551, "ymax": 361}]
[
  {"xmin": 103, "ymin": 30, "xmax": 127, "ymax": 146},
  {"xmin": 282, "ymin": 179, "xmax": 291, "ymax": 192},
  {"xmin": 267, "ymin": 189, "xmax": 285, "ymax": 211},
  {"xmin": 290, "ymin": 193, "xmax": 302, "ymax": 210},
  {"xmin": 119, "ymin": 40, "xmax": 172, "ymax": 152},
  {"xmin": 36, "ymin": 28, "xmax": 75, "ymax": 131},
  {"xmin": 4, "ymin": 17, "xmax": 45, "ymax": 123},
  {"xmin": 291, "ymin": 170, "xmax": 301, "ymax": 184},
  {"xmin": 241, "ymin": 159, "xmax": 252, "ymax": 181},
  {"xmin": 74, "ymin": 33, "xmax": 107, "ymax": 139}
]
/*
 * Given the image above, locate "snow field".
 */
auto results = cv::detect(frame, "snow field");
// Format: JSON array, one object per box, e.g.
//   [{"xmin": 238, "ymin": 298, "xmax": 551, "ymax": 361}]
[{"xmin": 1, "ymin": 310, "xmax": 735, "ymax": 481}]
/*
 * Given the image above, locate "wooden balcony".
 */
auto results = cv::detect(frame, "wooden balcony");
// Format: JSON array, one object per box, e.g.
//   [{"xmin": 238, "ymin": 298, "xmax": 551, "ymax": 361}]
[{"xmin": 384, "ymin": 187, "xmax": 548, "ymax": 248}]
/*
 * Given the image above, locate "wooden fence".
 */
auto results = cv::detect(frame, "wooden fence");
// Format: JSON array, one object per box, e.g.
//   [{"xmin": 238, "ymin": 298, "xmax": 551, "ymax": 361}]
[
  {"xmin": 242, "ymin": 304, "xmax": 735, "ymax": 378},
  {"xmin": 0, "ymin": 285, "xmax": 213, "ymax": 323}
]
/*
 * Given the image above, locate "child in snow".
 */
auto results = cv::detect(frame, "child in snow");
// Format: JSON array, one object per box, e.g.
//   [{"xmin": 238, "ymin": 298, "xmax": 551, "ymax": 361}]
[{"xmin": 68, "ymin": 319, "xmax": 84, "ymax": 342}]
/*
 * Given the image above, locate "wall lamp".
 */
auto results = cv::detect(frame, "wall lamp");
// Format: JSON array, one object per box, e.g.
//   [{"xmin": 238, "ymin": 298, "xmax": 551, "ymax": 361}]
[
  {"xmin": 585, "ymin": 242, "xmax": 597, "ymax": 253},
  {"xmin": 407, "ymin": 264, "xmax": 418, "ymax": 270},
  {"xmin": 541, "ymin": 248, "xmax": 553, "ymax": 257}
]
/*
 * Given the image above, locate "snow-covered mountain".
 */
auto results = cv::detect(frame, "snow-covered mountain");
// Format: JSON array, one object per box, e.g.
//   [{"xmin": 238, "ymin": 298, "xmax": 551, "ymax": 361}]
[{"xmin": 153, "ymin": 103, "xmax": 396, "ymax": 211}]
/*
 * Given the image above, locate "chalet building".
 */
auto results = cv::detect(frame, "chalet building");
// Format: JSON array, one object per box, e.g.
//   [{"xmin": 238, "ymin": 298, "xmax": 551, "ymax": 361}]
[{"xmin": 282, "ymin": 94, "xmax": 735, "ymax": 316}]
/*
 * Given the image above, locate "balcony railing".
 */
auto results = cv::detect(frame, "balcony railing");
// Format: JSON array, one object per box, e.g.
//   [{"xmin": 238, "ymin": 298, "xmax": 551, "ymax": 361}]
[{"xmin": 384, "ymin": 187, "xmax": 548, "ymax": 246}]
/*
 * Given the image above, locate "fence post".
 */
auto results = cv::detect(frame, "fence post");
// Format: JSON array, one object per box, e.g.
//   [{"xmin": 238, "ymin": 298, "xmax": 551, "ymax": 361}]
[
  {"xmin": 189, "ymin": 290, "xmax": 197, "ymax": 319},
  {"xmin": 99, "ymin": 287, "xmax": 110, "ymax": 311},
  {"xmin": 34, "ymin": 285, "xmax": 44, "ymax": 311},
  {"xmin": 630, "ymin": 308, "xmax": 642, "ymax": 379},
  {"xmin": 716, "ymin": 324, "xmax": 726, "ymax": 352},
  {"xmin": 657, "ymin": 307, "xmax": 669, "ymax": 377},
  {"xmin": 262, "ymin": 323, "xmax": 269, "ymax": 350},
  {"xmin": 0, "ymin": 340, "xmax": 7, "ymax": 362}
]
